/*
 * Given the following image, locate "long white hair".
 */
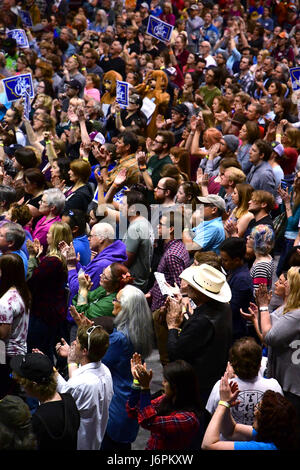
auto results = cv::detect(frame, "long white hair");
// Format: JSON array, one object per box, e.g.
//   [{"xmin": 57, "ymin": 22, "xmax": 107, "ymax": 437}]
[{"xmin": 114, "ymin": 284, "xmax": 154, "ymax": 359}]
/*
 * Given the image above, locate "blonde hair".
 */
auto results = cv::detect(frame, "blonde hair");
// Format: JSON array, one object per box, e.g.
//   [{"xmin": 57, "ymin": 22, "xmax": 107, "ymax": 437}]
[
  {"xmin": 283, "ymin": 267, "xmax": 300, "ymax": 314},
  {"xmin": 48, "ymin": 221, "xmax": 73, "ymax": 266},
  {"xmin": 225, "ymin": 167, "xmax": 246, "ymax": 185}
]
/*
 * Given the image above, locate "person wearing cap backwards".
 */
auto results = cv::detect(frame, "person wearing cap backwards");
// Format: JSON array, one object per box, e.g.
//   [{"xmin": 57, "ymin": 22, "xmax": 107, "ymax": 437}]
[
  {"xmin": 183, "ymin": 194, "xmax": 226, "ymax": 255},
  {"xmin": 165, "ymin": 263, "xmax": 232, "ymax": 404},
  {"xmin": 10, "ymin": 353, "xmax": 80, "ymax": 450}
]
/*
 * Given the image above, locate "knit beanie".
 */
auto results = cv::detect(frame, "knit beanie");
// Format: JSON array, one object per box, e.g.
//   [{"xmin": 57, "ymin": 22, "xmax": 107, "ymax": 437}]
[{"xmin": 223, "ymin": 134, "xmax": 239, "ymax": 153}]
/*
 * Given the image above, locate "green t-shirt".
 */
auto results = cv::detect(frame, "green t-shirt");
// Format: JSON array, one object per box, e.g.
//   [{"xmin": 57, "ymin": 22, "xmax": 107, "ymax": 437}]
[
  {"xmin": 72, "ymin": 285, "xmax": 115, "ymax": 319},
  {"xmin": 199, "ymin": 86, "xmax": 222, "ymax": 108}
]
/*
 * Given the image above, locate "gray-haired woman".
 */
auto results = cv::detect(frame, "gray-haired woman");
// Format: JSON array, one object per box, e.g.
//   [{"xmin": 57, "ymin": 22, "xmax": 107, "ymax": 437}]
[{"xmin": 32, "ymin": 188, "xmax": 65, "ymax": 256}]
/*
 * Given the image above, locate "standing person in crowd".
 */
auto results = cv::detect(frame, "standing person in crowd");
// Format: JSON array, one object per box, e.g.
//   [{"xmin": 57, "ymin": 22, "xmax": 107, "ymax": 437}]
[
  {"xmin": 0, "ymin": 253, "xmax": 31, "ymax": 399},
  {"xmin": 127, "ymin": 355, "xmax": 203, "ymax": 450},
  {"xmin": 246, "ymin": 140, "xmax": 276, "ymax": 196},
  {"xmin": 166, "ymin": 263, "xmax": 232, "ymax": 404},
  {"xmin": 55, "ymin": 324, "xmax": 113, "ymax": 450},
  {"xmin": 219, "ymin": 238, "xmax": 253, "ymax": 342},
  {"xmin": 202, "ymin": 372, "xmax": 300, "ymax": 450},
  {"xmin": 241, "ymin": 267, "xmax": 300, "ymax": 421},
  {"xmin": 11, "ymin": 352, "xmax": 80, "ymax": 450},
  {"xmin": 206, "ymin": 337, "xmax": 283, "ymax": 426},
  {"xmin": 26, "ymin": 222, "xmax": 72, "ymax": 361},
  {"xmin": 248, "ymin": 224, "xmax": 275, "ymax": 293}
]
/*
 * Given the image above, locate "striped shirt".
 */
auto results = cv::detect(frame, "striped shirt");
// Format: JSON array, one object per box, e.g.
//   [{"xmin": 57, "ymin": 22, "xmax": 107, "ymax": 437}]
[{"xmin": 250, "ymin": 259, "xmax": 274, "ymax": 292}]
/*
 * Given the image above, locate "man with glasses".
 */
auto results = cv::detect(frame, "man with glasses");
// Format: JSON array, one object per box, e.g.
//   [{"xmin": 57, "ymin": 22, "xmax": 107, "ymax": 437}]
[
  {"xmin": 66, "ymin": 222, "xmax": 127, "ymax": 304},
  {"xmin": 56, "ymin": 324, "xmax": 113, "ymax": 450},
  {"xmin": 139, "ymin": 131, "xmax": 174, "ymax": 198}
]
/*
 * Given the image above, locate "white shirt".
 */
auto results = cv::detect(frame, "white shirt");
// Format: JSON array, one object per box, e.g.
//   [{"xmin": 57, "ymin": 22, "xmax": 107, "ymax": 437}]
[
  {"xmin": 56, "ymin": 361, "xmax": 113, "ymax": 450},
  {"xmin": 206, "ymin": 373, "xmax": 283, "ymax": 426},
  {"xmin": 205, "ymin": 54, "xmax": 217, "ymax": 67}
]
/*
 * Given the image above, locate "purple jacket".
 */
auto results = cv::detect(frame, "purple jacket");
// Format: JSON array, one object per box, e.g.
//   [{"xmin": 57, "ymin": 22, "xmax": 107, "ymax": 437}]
[{"xmin": 68, "ymin": 239, "xmax": 127, "ymax": 304}]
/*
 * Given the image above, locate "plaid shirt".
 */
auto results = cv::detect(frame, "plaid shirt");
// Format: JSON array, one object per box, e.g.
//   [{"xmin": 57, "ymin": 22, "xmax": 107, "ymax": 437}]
[
  {"xmin": 234, "ymin": 70, "xmax": 254, "ymax": 95},
  {"xmin": 106, "ymin": 153, "xmax": 139, "ymax": 188},
  {"xmin": 126, "ymin": 391, "xmax": 200, "ymax": 450},
  {"xmin": 150, "ymin": 239, "xmax": 190, "ymax": 311}
]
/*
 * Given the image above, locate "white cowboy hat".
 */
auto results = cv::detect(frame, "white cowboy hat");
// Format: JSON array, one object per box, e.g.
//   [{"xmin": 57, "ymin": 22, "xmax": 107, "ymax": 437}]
[{"xmin": 179, "ymin": 263, "xmax": 232, "ymax": 303}]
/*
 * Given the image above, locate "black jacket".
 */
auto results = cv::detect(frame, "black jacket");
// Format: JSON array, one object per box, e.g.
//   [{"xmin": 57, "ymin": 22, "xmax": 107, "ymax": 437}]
[
  {"xmin": 167, "ymin": 300, "xmax": 232, "ymax": 393},
  {"xmin": 64, "ymin": 183, "xmax": 94, "ymax": 214}
]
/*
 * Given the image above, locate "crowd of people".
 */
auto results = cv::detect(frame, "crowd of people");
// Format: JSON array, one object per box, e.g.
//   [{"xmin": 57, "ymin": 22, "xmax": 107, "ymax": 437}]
[{"xmin": 0, "ymin": 0, "xmax": 300, "ymax": 453}]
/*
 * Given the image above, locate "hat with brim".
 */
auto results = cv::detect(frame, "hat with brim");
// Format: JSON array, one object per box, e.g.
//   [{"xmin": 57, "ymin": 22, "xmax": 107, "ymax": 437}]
[
  {"xmin": 197, "ymin": 194, "xmax": 226, "ymax": 212},
  {"xmin": 179, "ymin": 264, "xmax": 232, "ymax": 303}
]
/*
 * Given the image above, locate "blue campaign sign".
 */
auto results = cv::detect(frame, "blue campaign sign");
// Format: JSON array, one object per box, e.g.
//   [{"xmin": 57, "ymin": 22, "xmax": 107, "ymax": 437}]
[
  {"xmin": 146, "ymin": 15, "xmax": 174, "ymax": 43},
  {"xmin": 18, "ymin": 10, "xmax": 33, "ymax": 28},
  {"xmin": 2, "ymin": 73, "xmax": 34, "ymax": 103},
  {"xmin": 7, "ymin": 29, "xmax": 29, "ymax": 49},
  {"xmin": 290, "ymin": 67, "xmax": 300, "ymax": 91},
  {"xmin": 116, "ymin": 80, "xmax": 129, "ymax": 107}
]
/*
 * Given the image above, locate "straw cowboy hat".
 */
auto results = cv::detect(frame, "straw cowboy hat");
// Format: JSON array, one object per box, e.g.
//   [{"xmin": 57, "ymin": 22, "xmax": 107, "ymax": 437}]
[{"xmin": 179, "ymin": 263, "xmax": 231, "ymax": 303}]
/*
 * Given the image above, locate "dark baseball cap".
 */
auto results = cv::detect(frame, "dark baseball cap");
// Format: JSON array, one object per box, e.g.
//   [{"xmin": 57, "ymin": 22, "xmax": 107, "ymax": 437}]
[
  {"xmin": 172, "ymin": 104, "xmax": 189, "ymax": 117},
  {"xmin": 10, "ymin": 353, "xmax": 54, "ymax": 384},
  {"xmin": 66, "ymin": 79, "xmax": 82, "ymax": 91},
  {"xmin": 0, "ymin": 395, "xmax": 31, "ymax": 430}
]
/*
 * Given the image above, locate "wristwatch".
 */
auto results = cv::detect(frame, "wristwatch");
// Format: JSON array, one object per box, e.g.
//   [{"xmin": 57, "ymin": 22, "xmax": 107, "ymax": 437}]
[{"xmin": 259, "ymin": 306, "xmax": 269, "ymax": 311}]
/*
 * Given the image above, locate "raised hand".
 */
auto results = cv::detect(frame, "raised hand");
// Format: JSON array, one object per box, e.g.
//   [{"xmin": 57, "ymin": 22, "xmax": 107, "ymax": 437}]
[
  {"xmin": 130, "ymin": 352, "xmax": 142, "ymax": 379},
  {"xmin": 134, "ymin": 363, "xmax": 153, "ymax": 388},
  {"xmin": 219, "ymin": 371, "xmax": 240, "ymax": 406},
  {"xmin": 114, "ymin": 168, "xmax": 127, "ymax": 187},
  {"xmin": 240, "ymin": 301, "xmax": 259, "ymax": 323},
  {"xmin": 78, "ymin": 272, "xmax": 93, "ymax": 291},
  {"xmin": 69, "ymin": 305, "xmax": 94, "ymax": 327},
  {"xmin": 55, "ymin": 338, "xmax": 70, "ymax": 358},
  {"xmin": 255, "ymin": 284, "xmax": 271, "ymax": 308}
]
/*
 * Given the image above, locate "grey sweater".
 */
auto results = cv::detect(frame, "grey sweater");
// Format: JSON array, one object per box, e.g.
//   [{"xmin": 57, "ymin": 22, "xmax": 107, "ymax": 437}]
[{"xmin": 265, "ymin": 306, "xmax": 300, "ymax": 396}]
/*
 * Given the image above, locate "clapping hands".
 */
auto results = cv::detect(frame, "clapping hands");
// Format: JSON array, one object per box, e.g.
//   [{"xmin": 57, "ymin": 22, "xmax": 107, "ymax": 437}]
[{"xmin": 130, "ymin": 352, "xmax": 153, "ymax": 389}]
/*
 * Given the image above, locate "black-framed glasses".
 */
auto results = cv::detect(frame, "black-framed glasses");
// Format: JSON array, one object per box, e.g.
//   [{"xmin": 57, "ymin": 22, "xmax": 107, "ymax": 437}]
[
  {"xmin": 86, "ymin": 325, "xmax": 103, "ymax": 351},
  {"xmin": 156, "ymin": 186, "xmax": 166, "ymax": 191},
  {"xmin": 112, "ymin": 297, "xmax": 121, "ymax": 304}
]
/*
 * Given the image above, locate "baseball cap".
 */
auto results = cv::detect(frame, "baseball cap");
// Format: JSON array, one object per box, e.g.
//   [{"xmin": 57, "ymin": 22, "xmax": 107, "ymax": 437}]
[
  {"xmin": 166, "ymin": 66, "xmax": 177, "ymax": 76},
  {"xmin": 271, "ymin": 141, "xmax": 284, "ymax": 157},
  {"xmin": 90, "ymin": 131, "xmax": 106, "ymax": 144},
  {"xmin": 190, "ymin": 4, "xmax": 199, "ymax": 10},
  {"xmin": 66, "ymin": 79, "xmax": 82, "ymax": 91},
  {"xmin": 0, "ymin": 395, "xmax": 31, "ymax": 430},
  {"xmin": 172, "ymin": 104, "xmax": 189, "ymax": 117},
  {"xmin": 10, "ymin": 353, "xmax": 54, "ymax": 384},
  {"xmin": 197, "ymin": 194, "xmax": 226, "ymax": 212},
  {"xmin": 288, "ymin": 3, "xmax": 297, "ymax": 11},
  {"xmin": 141, "ymin": 2, "xmax": 149, "ymax": 9}
]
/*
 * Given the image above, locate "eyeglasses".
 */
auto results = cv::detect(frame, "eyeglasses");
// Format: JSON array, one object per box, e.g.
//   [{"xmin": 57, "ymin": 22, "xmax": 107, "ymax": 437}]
[
  {"xmin": 156, "ymin": 186, "xmax": 166, "ymax": 191},
  {"xmin": 154, "ymin": 139, "xmax": 164, "ymax": 144},
  {"xmin": 86, "ymin": 325, "xmax": 103, "ymax": 351},
  {"xmin": 112, "ymin": 297, "xmax": 121, "ymax": 304},
  {"xmin": 101, "ymin": 271, "xmax": 111, "ymax": 281}
]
